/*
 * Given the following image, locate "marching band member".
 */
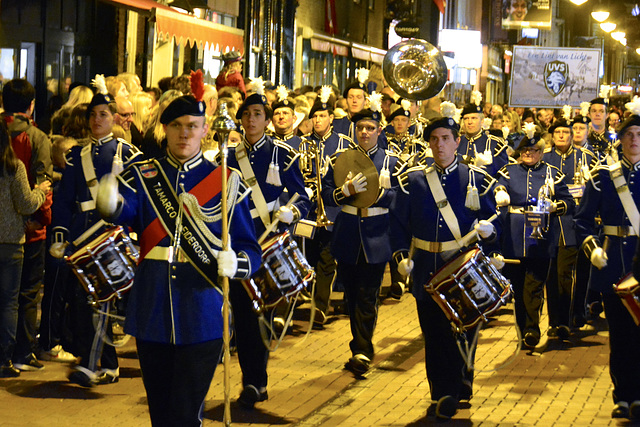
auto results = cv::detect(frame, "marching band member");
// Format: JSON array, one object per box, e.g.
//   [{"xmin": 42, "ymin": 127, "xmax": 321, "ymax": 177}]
[
  {"xmin": 298, "ymin": 86, "xmax": 353, "ymax": 325},
  {"xmin": 50, "ymin": 76, "xmax": 141, "ymax": 387},
  {"xmin": 392, "ymin": 113, "xmax": 501, "ymax": 420},
  {"xmin": 587, "ymin": 97, "xmax": 617, "ymax": 164},
  {"xmin": 543, "ymin": 118, "xmax": 596, "ymax": 341},
  {"xmin": 574, "ymin": 103, "xmax": 640, "ymax": 420},
  {"xmin": 270, "ymin": 85, "xmax": 303, "ymax": 150},
  {"xmin": 333, "ymin": 68, "xmax": 369, "ymax": 140},
  {"xmin": 385, "ymin": 99, "xmax": 426, "ymax": 163},
  {"xmin": 495, "ymin": 123, "xmax": 574, "ymax": 349},
  {"xmin": 223, "ymin": 77, "xmax": 311, "ymax": 409},
  {"xmin": 321, "ymin": 92, "xmax": 400, "ymax": 377},
  {"xmin": 458, "ymin": 91, "xmax": 509, "ymax": 176},
  {"xmin": 96, "ymin": 91, "xmax": 262, "ymax": 425}
]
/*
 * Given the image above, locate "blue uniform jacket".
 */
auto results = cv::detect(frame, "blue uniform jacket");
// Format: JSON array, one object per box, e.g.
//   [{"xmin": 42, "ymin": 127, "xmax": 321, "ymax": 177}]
[
  {"xmin": 543, "ymin": 145, "xmax": 596, "ymax": 250},
  {"xmin": 458, "ymin": 130, "xmax": 509, "ymax": 176},
  {"xmin": 574, "ymin": 157, "xmax": 640, "ymax": 294},
  {"xmin": 496, "ymin": 161, "xmax": 574, "ymax": 259},
  {"xmin": 392, "ymin": 159, "xmax": 499, "ymax": 301},
  {"xmin": 115, "ymin": 151, "xmax": 262, "ymax": 344},
  {"xmin": 321, "ymin": 144, "xmax": 399, "ymax": 264},
  {"xmin": 225, "ymin": 134, "xmax": 311, "ymax": 236},
  {"xmin": 52, "ymin": 134, "xmax": 141, "ymax": 245},
  {"xmin": 332, "ymin": 116, "xmax": 354, "ymax": 140}
]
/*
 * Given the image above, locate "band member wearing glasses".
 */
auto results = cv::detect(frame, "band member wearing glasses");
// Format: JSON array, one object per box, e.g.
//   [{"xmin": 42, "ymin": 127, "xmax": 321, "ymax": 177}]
[
  {"xmin": 97, "ymin": 94, "xmax": 262, "ymax": 425},
  {"xmin": 575, "ymin": 112, "xmax": 640, "ymax": 420},
  {"xmin": 494, "ymin": 124, "xmax": 574, "ymax": 350},
  {"xmin": 392, "ymin": 115, "xmax": 501, "ymax": 420}
]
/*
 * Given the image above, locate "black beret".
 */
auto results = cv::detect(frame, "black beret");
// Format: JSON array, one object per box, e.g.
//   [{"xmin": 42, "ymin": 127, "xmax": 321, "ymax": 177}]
[
  {"xmin": 309, "ymin": 99, "xmax": 334, "ymax": 118},
  {"xmin": 342, "ymin": 81, "xmax": 368, "ymax": 99},
  {"xmin": 236, "ymin": 92, "xmax": 269, "ymax": 120},
  {"xmin": 272, "ymin": 98, "xmax": 296, "ymax": 112},
  {"xmin": 517, "ymin": 133, "xmax": 545, "ymax": 151},
  {"xmin": 590, "ymin": 97, "xmax": 607, "ymax": 107},
  {"xmin": 387, "ymin": 104, "xmax": 411, "ymax": 121},
  {"xmin": 423, "ymin": 117, "xmax": 460, "ymax": 140},
  {"xmin": 571, "ymin": 114, "xmax": 590, "ymax": 126},
  {"xmin": 86, "ymin": 93, "xmax": 112, "ymax": 119},
  {"xmin": 351, "ymin": 108, "xmax": 382, "ymax": 124},
  {"xmin": 160, "ymin": 95, "xmax": 205, "ymax": 125},
  {"xmin": 461, "ymin": 103, "xmax": 483, "ymax": 117},
  {"xmin": 548, "ymin": 119, "xmax": 572, "ymax": 134},
  {"xmin": 618, "ymin": 114, "xmax": 640, "ymax": 138}
]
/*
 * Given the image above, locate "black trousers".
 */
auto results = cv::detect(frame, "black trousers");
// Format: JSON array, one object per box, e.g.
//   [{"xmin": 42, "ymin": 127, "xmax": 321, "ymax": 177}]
[
  {"xmin": 503, "ymin": 257, "xmax": 550, "ymax": 338},
  {"xmin": 338, "ymin": 257, "xmax": 386, "ymax": 360},
  {"xmin": 14, "ymin": 239, "xmax": 45, "ymax": 360},
  {"xmin": 571, "ymin": 249, "xmax": 591, "ymax": 326},
  {"xmin": 602, "ymin": 293, "xmax": 640, "ymax": 404},
  {"xmin": 416, "ymin": 295, "xmax": 474, "ymax": 402},
  {"xmin": 306, "ymin": 228, "xmax": 337, "ymax": 314},
  {"xmin": 229, "ymin": 281, "xmax": 269, "ymax": 389},
  {"xmin": 137, "ymin": 339, "xmax": 222, "ymax": 427},
  {"xmin": 546, "ymin": 245, "xmax": 578, "ymax": 328},
  {"xmin": 39, "ymin": 250, "xmax": 75, "ymax": 352}
]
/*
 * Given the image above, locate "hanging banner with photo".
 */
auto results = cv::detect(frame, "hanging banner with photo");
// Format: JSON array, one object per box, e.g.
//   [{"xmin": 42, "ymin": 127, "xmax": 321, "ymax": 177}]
[
  {"xmin": 509, "ymin": 46, "xmax": 601, "ymax": 108},
  {"xmin": 502, "ymin": 0, "xmax": 552, "ymax": 30}
]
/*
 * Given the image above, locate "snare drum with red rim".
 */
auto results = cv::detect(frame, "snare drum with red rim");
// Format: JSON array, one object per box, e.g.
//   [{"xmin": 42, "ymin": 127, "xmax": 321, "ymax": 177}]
[
  {"xmin": 614, "ymin": 272, "xmax": 640, "ymax": 326},
  {"xmin": 66, "ymin": 226, "xmax": 139, "ymax": 305},
  {"xmin": 242, "ymin": 231, "xmax": 315, "ymax": 313},
  {"xmin": 425, "ymin": 247, "xmax": 511, "ymax": 331}
]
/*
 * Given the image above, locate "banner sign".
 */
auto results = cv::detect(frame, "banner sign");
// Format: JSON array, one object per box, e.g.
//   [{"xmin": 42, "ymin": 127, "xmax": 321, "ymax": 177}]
[
  {"xmin": 509, "ymin": 46, "xmax": 601, "ymax": 108},
  {"xmin": 502, "ymin": 0, "xmax": 552, "ymax": 30}
]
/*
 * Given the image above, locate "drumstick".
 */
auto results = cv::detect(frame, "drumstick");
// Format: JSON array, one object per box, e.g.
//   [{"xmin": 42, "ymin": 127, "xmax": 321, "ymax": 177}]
[
  {"xmin": 258, "ymin": 193, "xmax": 300, "ymax": 244},
  {"xmin": 502, "ymin": 258, "xmax": 521, "ymax": 264},
  {"xmin": 457, "ymin": 213, "xmax": 499, "ymax": 248}
]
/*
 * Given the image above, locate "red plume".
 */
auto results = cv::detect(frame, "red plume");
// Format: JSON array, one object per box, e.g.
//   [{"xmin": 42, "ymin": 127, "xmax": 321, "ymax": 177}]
[{"xmin": 190, "ymin": 69, "xmax": 205, "ymax": 102}]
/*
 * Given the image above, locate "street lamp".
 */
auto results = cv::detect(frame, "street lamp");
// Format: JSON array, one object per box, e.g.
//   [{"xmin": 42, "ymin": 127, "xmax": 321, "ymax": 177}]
[
  {"xmin": 600, "ymin": 22, "xmax": 616, "ymax": 33},
  {"xmin": 569, "ymin": 0, "xmax": 588, "ymax": 5},
  {"xmin": 591, "ymin": 0, "xmax": 610, "ymax": 22},
  {"xmin": 611, "ymin": 30, "xmax": 626, "ymax": 42}
]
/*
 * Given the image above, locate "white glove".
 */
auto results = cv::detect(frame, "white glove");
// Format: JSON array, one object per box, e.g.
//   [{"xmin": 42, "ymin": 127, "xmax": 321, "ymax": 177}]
[
  {"xmin": 398, "ymin": 258, "xmax": 414, "ymax": 276},
  {"xmin": 305, "ymin": 186, "xmax": 314, "ymax": 199},
  {"xmin": 275, "ymin": 206, "xmax": 294, "ymax": 224},
  {"xmin": 590, "ymin": 247, "xmax": 608, "ymax": 270},
  {"xmin": 49, "ymin": 242, "xmax": 68, "ymax": 259},
  {"xmin": 547, "ymin": 199, "xmax": 558, "ymax": 213},
  {"xmin": 490, "ymin": 254, "xmax": 505, "ymax": 270},
  {"xmin": 341, "ymin": 171, "xmax": 367, "ymax": 197},
  {"xmin": 96, "ymin": 173, "xmax": 122, "ymax": 217},
  {"xmin": 218, "ymin": 249, "xmax": 238, "ymax": 277},
  {"xmin": 495, "ymin": 189, "xmax": 511, "ymax": 207},
  {"xmin": 475, "ymin": 220, "xmax": 495, "ymax": 239},
  {"xmin": 474, "ymin": 150, "xmax": 493, "ymax": 167}
]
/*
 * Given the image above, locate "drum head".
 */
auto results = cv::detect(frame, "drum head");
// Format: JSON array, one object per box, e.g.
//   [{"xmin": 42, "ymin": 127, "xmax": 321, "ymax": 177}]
[
  {"xmin": 615, "ymin": 272, "xmax": 640, "ymax": 294},
  {"xmin": 427, "ymin": 248, "xmax": 479, "ymax": 288},
  {"xmin": 334, "ymin": 150, "xmax": 379, "ymax": 208}
]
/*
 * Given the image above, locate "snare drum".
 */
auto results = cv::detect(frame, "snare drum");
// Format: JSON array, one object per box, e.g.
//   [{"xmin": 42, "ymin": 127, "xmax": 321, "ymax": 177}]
[
  {"xmin": 242, "ymin": 231, "xmax": 315, "ymax": 313},
  {"xmin": 614, "ymin": 273, "xmax": 640, "ymax": 326},
  {"xmin": 66, "ymin": 226, "xmax": 139, "ymax": 305},
  {"xmin": 425, "ymin": 247, "xmax": 511, "ymax": 331}
]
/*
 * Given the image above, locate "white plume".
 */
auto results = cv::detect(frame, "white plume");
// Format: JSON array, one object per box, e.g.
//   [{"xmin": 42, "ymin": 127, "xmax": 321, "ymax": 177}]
[
  {"xmin": 320, "ymin": 85, "xmax": 332, "ymax": 104},
  {"xmin": 357, "ymin": 68, "xmax": 369, "ymax": 84},
  {"xmin": 401, "ymin": 99, "xmax": 412, "ymax": 111},
  {"xmin": 599, "ymin": 86, "xmax": 610, "ymax": 99},
  {"xmin": 453, "ymin": 107, "xmax": 463, "ymax": 124},
  {"xmin": 580, "ymin": 102, "xmax": 590, "ymax": 117},
  {"xmin": 92, "ymin": 74, "xmax": 108, "ymax": 95},
  {"xmin": 502, "ymin": 126, "xmax": 510, "ymax": 139},
  {"xmin": 523, "ymin": 122, "xmax": 536, "ymax": 140},
  {"xmin": 625, "ymin": 96, "xmax": 640, "ymax": 116},
  {"xmin": 440, "ymin": 101, "xmax": 456, "ymax": 119},
  {"xmin": 248, "ymin": 77, "xmax": 265, "ymax": 96},
  {"xmin": 470, "ymin": 90, "xmax": 482, "ymax": 106},
  {"xmin": 482, "ymin": 117, "xmax": 492, "ymax": 130},
  {"xmin": 369, "ymin": 91, "xmax": 383, "ymax": 113},
  {"xmin": 276, "ymin": 85, "xmax": 288, "ymax": 102},
  {"xmin": 562, "ymin": 105, "xmax": 572, "ymax": 121}
]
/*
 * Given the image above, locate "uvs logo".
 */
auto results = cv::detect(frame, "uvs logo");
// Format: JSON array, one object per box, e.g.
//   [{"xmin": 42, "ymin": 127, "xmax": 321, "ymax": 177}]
[{"xmin": 544, "ymin": 60, "xmax": 568, "ymax": 96}]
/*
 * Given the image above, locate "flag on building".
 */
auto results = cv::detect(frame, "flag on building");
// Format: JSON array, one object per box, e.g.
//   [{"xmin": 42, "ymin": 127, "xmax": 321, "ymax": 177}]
[
  {"xmin": 433, "ymin": 0, "xmax": 445, "ymax": 14},
  {"xmin": 325, "ymin": 0, "xmax": 338, "ymax": 36}
]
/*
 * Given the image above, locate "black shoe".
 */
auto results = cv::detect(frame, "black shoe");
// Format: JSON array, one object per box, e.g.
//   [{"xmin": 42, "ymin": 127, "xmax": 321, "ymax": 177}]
[
  {"xmin": 312, "ymin": 308, "xmax": 327, "ymax": 328},
  {"xmin": 272, "ymin": 317, "xmax": 285, "ymax": 336},
  {"xmin": 435, "ymin": 395, "xmax": 458, "ymax": 419},
  {"xmin": 344, "ymin": 354, "xmax": 370, "ymax": 376},
  {"xmin": 389, "ymin": 282, "xmax": 404, "ymax": 300},
  {"xmin": 459, "ymin": 383, "xmax": 473, "ymax": 401},
  {"xmin": 612, "ymin": 402, "xmax": 630, "ymax": 419},
  {"xmin": 630, "ymin": 401, "xmax": 640, "ymax": 419},
  {"xmin": 523, "ymin": 332, "xmax": 540, "ymax": 348},
  {"xmin": 426, "ymin": 402, "xmax": 437, "ymax": 417},
  {"xmin": 557, "ymin": 325, "xmax": 570, "ymax": 341},
  {"xmin": 547, "ymin": 326, "xmax": 558, "ymax": 338},
  {"xmin": 95, "ymin": 369, "xmax": 119, "ymax": 385},
  {"xmin": 238, "ymin": 385, "xmax": 268, "ymax": 409},
  {"xmin": 68, "ymin": 370, "xmax": 95, "ymax": 388},
  {"xmin": 13, "ymin": 353, "xmax": 44, "ymax": 371},
  {"xmin": 0, "ymin": 361, "xmax": 20, "ymax": 378},
  {"xmin": 588, "ymin": 301, "xmax": 603, "ymax": 317}
]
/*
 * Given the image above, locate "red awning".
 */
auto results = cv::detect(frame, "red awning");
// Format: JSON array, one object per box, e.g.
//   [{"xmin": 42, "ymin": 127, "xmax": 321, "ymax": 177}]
[{"xmin": 154, "ymin": 7, "xmax": 244, "ymax": 51}]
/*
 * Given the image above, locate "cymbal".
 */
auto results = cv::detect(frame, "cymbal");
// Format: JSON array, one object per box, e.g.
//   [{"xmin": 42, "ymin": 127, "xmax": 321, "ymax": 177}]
[{"xmin": 333, "ymin": 150, "xmax": 379, "ymax": 208}]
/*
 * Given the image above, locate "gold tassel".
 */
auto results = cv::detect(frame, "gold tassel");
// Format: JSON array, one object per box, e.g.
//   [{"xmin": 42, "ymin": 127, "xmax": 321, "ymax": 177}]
[
  {"xmin": 379, "ymin": 168, "xmax": 391, "ymax": 189},
  {"xmin": 465, "ymin": 170, "xmax": 480, "ymax": 211}
]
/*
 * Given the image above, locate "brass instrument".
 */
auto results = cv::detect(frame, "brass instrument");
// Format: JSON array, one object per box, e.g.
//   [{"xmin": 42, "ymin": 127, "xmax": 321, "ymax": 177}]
[
  {"xmin": 309, "ymin": 139, "xmax": 333, "ymax": 228},
  {"xmin": 333, "ymin": 150, "xmax": 380, "ymax": 208},
  {"xmin": 528, "ymin": 174, "xmax": 553, "ymax": 240}
]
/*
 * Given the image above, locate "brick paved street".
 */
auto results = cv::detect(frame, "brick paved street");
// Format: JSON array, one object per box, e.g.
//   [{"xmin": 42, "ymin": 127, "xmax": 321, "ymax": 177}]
[{"xmin": 0, "ymin": 279, "xmax": 626, "ymax": 426}]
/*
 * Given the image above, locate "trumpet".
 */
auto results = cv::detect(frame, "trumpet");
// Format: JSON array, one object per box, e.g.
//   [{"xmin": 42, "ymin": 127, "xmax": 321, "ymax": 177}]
[
  {"xmin": 529, "ymin": 179, "xmax": 552, "ymax": 240},
  {"xmin": 301, "ymin": 139, "xmax": 333, "ymax": 229}
]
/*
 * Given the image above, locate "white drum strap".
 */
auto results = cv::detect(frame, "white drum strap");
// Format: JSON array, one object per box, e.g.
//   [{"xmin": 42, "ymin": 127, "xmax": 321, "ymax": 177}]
[
  {"xmin": 81, "ymin": 144, "xmax": 98, "ymax": 210},
  {"xmin": 425, "ymin": 168, "xmax": 462, "ymax": 242},
  {"xmin": 236, "ymin": 143, "xmax": 272, "ymax": 229},
  {"xmin": 610, "ymin": 161, "xmax": 640, "ymax": 236}
]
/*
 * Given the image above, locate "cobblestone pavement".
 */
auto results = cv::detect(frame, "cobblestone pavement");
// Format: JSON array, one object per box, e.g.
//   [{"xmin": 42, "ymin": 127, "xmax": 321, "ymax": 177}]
[{"xmin": 0, "ymin": 280, "xmax": 628, "ymax": 426}]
